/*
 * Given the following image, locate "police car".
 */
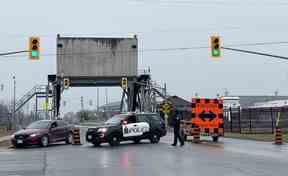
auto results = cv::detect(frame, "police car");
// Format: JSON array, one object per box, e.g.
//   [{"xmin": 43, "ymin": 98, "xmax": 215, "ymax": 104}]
[{"xmin": 86, "ymin": 112, "xmax": 166, "ymax": 146}]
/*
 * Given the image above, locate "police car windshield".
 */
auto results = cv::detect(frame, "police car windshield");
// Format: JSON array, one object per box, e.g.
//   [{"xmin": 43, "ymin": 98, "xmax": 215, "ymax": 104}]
[{"xmin": 105, "ymin": 115, "xmax": 126, "ymax": 124}]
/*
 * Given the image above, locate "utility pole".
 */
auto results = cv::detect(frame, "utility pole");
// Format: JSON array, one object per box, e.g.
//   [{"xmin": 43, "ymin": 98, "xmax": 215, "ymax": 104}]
[
  {"xmin": 105, "ymin": 88, "xmax": 108, "ymax": 105},
  {"xmin": 45, "ymin": 85, "xmax": 49, "ymax": 120},
  {"xmin": 164, "ymin": 83, "xmax": 167, "ymax": 98},
  {"xmin": 0, "ymin": 84, "xmax": 4, "ymax": 91},
  {"xmin": 12, "ymin": 76, "xmax": 16, "ymax": 130},
  {"xmin": 81, "ymin": 96, "xmax": 84, "ymax": 110},
  {"xmin": 35, "ymin": 93, "xmax": 38, "ymax": 121},
  {"xmin": 80, "ymin": 96, "xmax": 84, "ymax": 121},
  {"xmin": 0, "ymin": 84, "xmax": 3, "ymax": 105},
  {"xmin": 274, "ymin": 90, "xmax": 279, "ymax": 96},
  {"xmin": 224, "ymin": 89, "xmax": 229, "ymax": 97},
  {"xmin": 89, "ymin": 100, "xmax": 93, "ymax": 106},
  {"xmin": 97, "ymin": 88, "xmax": 99, "ymax": 112}
]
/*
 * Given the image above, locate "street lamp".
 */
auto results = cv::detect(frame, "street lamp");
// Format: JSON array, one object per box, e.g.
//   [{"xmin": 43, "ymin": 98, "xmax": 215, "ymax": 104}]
[
  {"xmin": 13, "ymin": 76, "xmax": 15, "ymax": 112},
  {"xmin": 10, "ymin": 76, "xmax": 16, "ymax": 130},
  {"xmin": 0, "ymin": 84, "xmax": 4, "ymax": 92}
]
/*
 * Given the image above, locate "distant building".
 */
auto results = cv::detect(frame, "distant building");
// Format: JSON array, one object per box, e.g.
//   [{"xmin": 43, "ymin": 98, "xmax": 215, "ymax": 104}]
[
  {"xmin": 249, "ymin": 99, "xmax": 288, "ymax": 108},
  {"xmin": 222, "ymin": 96, "xmax": 240, "ymax": 109},
  {"xmin": 165, "ymin": 95, "xmax": 191, "ymax": 112},
  {"xmin": 238, "ymin": 96, "xmax": 288, "ymax": 108},
  {"xmin": 223, "ymin": 95, "xmax": 288, "ymax": 108},
  {"xmin": 161, "ymin": 96, "xmax": 192, "ymax": 123},
  {"xmin": 98, "ymin": 101, "xmax": 121, "ymax": 113}
]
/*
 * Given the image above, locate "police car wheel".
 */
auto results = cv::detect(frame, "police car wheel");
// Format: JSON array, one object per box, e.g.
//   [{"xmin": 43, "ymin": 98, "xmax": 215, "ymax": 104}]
[
  {"xmin": 93, "ymin": 142, "xmax": 101, "ymax": 147},
  {"xmin": 133, "ymin": 139, "xmax": 141, "ymax": 144},
  {"xmin": 150, "ymin": 133, "xmax": 160, "ymax": 144},
  {"xmin": 109, "ymin": 136, "xmax": 120, "ymax": 146}
]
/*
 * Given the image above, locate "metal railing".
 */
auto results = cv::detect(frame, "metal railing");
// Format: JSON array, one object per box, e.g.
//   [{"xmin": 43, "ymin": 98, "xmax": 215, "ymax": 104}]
[{"xmin": 13, "ymin": 85, "xmax": 48, "ymax": 113}]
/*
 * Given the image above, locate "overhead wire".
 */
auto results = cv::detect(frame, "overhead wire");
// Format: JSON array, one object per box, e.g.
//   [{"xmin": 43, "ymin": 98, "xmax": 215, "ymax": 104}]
[
  {"xmin": 129, "ymin": 0, "xmax": 288, "ymax": 6},
  {"xmin": 225, "ymin": 41, "xmax": 288, "ymax": 47},
  {"xmin": 222, "ymin": 47, "xmax": 288, "ymax": 61},
  {"xmin": 1, "ymin": 41, "xmax": 288, "ymax": 58}
]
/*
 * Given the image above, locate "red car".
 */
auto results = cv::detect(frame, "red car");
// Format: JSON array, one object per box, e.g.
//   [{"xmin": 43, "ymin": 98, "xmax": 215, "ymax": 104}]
[{"xmin": 11, "ymin": 120, "xmax": 74, "ymax": 148}]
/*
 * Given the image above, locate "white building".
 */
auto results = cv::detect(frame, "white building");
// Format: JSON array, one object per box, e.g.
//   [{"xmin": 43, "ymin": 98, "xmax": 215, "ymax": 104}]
[
  {"xmin": 222, "ymin": 96, "xmax": 241, "ymax": 109},
  {"xmin": 250, "ymin": 100, "xmax": 288, "ymax": 108}
]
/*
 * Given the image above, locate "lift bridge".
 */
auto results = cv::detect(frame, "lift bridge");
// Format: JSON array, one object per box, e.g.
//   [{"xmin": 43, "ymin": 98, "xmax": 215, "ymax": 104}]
[
  {"xmin": 13, "ymin": 35, "xmax": 170, "ymax": 119},
  {"xmin": 13, "ymin": 71, "xmax": 168, "ymax": 119}
]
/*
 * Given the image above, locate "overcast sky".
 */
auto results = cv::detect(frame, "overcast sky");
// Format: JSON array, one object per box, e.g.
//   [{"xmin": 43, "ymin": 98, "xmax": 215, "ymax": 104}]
[{"xmin": 1, "ymin": 0, "xmax": 288, "ymax": 114}]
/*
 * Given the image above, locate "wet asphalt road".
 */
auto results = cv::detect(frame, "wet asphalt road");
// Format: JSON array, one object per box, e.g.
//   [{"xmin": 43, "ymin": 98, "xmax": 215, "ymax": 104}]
[{"xmin": 0, "ymin": 129, "xmax": 287, "ymax": 176}]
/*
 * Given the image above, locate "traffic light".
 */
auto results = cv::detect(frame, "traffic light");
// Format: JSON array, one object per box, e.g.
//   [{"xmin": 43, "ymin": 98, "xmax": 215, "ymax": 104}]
[
  {"xmin": 210, "ymin": 36, "xmax": 221, "ymax": 58},
  {"xmin": 29, "ymin": 37, "xmax": 40, "ymax": 60},
  {"xmin": 63, "ymin": 78, "xmax": 70, "ymax": 89},
  {"xmin": 121, "ymin": 77, "xmax": 128, "ymax": 90}
]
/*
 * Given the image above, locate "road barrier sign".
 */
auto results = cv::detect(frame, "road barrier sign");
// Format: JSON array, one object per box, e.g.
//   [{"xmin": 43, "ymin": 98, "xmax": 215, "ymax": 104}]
[
  {"xmin": 275, "ymin": 127, "xmax": 283, "ymax": 145},
  {"xmin": 72, "ymin": 128, "xmax": 81, "ymax": 145},
  {"xmin": 191, "ymin": 98, "xmax": 224, "ymax": 136},
  {"xmin": 160, "ymin": 101, "xmax": 173, "ymax": 114}
]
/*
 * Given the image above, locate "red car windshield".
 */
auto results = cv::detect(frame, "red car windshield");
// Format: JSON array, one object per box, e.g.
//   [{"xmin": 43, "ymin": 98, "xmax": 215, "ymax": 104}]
[{"xmin": 26, "ymin": 121, "xmax": 51, "ymax": 129}]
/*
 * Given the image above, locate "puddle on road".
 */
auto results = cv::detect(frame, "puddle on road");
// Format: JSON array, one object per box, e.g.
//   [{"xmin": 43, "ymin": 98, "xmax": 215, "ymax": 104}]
[
  {"xmin": 190, "ymin": 138, "xmax": 288, "ymax": 159},
  {"xmin": 224, "ymin": 142, "xmax": 288, "ymax": 159},
  {"xmin": 225, "ymin": 147, "xmax": 285, "ymax": 159}
]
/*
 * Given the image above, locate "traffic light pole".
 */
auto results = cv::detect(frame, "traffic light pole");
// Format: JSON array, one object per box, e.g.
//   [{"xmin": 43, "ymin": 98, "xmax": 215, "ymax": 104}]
[
  {"xmin": 222, "ymin": 47, "xmax": 288, "ymax": 61},
  {"xmin": 0, "ymin": 50, "xmax": 28, "ymax": 56}
]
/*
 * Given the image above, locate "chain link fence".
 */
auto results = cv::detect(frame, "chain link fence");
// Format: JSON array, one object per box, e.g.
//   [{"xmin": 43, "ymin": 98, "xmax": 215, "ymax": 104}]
[{"xmin": 224, "ymin": 107, "xmax": 288, "ymax": 133}]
